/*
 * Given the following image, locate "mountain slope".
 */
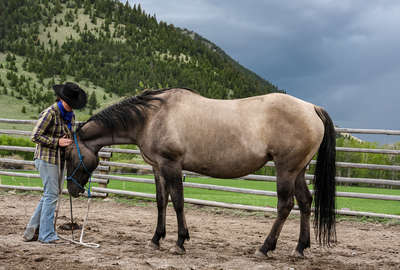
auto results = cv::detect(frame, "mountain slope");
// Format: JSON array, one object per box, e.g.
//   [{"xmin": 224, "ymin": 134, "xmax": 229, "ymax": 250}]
[{"xmin": 0, "ymin": 0, "xmax": 282, "ymax": 116}]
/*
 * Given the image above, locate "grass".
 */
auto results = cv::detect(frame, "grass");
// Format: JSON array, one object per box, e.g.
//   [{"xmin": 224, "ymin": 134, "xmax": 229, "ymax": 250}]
[{"xmin": 1, "ymin": 171, "xmax": 399, "ymax": 216}]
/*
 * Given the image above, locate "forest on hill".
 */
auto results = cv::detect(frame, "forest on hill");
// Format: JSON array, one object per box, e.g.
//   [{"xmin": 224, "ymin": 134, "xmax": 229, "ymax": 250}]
[{"xmin": 0, "ymin": 0, "xmax": 282, "ymax": 114}]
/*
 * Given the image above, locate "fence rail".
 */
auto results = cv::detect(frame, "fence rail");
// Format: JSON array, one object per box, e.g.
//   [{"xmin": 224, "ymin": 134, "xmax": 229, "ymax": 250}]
[
  {"xmin": 0, "ymin": 118, "xmax": 399, "ymax": 219},
  {"xmin": 335, "ymin": 127, "xmax": 400, "ymax": 135}
]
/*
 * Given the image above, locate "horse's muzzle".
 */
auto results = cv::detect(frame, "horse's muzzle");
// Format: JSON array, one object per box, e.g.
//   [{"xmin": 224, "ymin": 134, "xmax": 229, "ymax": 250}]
[{"xmin": 67, "ymin": 182, "xmax": 85, "ymax": 198}]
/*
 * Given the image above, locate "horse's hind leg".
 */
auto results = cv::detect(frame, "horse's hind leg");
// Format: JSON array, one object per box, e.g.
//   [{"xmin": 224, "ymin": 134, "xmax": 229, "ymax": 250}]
[
  {"xmin": 161, "ymin": 161, "xmax": 190, "ymax": 254},
  {"xmin": 150, "ymin": 167, "xmax": 169, "ymax": 249},
  {"xmin": 294, "ymin": 168, "xmax": 312, "ymax": 258},
  {"xmin": 256, "ymin": 169, "xmax": 296, "ymax": 257}
]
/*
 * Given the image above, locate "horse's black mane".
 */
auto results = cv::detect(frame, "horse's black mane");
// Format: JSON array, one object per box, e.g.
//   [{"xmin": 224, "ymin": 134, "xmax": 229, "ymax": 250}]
[{"xmin": 77, "ymin": 88, "xmax": 196, "ymax": 132}]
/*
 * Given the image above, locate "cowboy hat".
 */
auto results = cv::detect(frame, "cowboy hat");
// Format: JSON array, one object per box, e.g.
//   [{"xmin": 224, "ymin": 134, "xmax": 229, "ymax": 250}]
[{"xmin": 53, "ymin": 82, "xmax": 87, "ymax": 109}]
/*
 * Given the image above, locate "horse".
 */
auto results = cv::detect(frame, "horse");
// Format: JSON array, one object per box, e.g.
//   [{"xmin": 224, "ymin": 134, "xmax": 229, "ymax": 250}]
[{"xmin": 65, "ymin": 88, "xmax": 336, "ymax": 258}]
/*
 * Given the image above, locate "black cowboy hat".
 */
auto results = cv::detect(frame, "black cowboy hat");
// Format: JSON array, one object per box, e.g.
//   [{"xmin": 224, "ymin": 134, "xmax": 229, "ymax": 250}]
[{"xmin": 53, "ymin": 82, "xmax": 87, "ymax": 109}]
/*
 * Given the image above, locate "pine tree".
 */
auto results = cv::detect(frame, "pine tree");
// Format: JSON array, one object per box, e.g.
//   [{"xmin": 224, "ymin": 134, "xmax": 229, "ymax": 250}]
[
  {"xmin": 6, "ymin": 53, "xmax": 13, "ymax": 62},
  {"xmin": 10, "ymin": 73, "xmax": 18, "ymax": 87},
  {"xmin": 88, "ymin": 91, "xmax": 98, "ymax": 112}
]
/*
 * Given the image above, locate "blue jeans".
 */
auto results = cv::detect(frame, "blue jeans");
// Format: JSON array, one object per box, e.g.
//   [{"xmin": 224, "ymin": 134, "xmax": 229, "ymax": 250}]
[{"xmin": 24, "ymin": 159, "xmax": 61, "ymax": 243}]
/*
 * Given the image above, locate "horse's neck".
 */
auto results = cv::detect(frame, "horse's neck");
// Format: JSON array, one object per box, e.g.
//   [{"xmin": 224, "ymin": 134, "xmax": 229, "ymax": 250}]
[
  {"xmin": 86, "ymin": 135, "xmax": 134, "ymax": 153},
  {"xmin": 80, "ymin": 121, "xmax": 137, "ymax": 153}
]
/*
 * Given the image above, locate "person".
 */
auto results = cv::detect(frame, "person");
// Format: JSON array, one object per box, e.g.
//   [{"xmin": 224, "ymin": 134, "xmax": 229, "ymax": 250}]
[{"xmin": 23, "ymin": 82, "xmax": 87, "ymax": 243}]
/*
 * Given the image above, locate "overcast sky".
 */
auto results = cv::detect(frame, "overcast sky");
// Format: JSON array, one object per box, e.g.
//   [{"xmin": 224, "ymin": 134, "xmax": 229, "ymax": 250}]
[{"xmin": 129, "ymin": 0, "xmax": 400, "ymax": 143}]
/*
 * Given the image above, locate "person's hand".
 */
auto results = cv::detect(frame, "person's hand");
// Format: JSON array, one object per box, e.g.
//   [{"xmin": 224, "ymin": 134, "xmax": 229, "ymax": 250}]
[{"xmin": 59, "ymin": 135, "xmax": 73, "ymax": 147}]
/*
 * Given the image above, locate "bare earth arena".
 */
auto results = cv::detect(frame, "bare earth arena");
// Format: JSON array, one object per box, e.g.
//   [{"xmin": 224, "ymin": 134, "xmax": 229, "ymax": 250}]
[{"xmin": 1, "ymin": 192, "xmax": 399, "ymax": 270}]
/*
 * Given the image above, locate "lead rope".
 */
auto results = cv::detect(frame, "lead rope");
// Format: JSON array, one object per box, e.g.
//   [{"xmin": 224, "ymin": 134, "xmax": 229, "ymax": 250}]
[{"xmin": 55, "ymin": 147, "xmax": 100, "ymax": 248}]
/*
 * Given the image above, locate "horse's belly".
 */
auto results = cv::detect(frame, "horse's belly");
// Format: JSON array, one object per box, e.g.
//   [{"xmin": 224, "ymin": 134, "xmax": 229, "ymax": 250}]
[{"xmin": 183, "ymin": 152, "xmax": 268, "ymax": 179}]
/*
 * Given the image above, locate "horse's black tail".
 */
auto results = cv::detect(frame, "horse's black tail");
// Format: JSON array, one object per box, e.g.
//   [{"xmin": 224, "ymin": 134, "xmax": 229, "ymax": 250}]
[{"xmin": 313, "ymin": 106, "xmax": 337, "ymax": 246}]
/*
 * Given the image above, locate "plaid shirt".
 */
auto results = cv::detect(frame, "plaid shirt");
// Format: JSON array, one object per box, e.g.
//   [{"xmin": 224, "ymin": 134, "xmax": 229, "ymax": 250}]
[{"xmin": 31, "ymin": 103, "xmax": 75, "ymax": 165}]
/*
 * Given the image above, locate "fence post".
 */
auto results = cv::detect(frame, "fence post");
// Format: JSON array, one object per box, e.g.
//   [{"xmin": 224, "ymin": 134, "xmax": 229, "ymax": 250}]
[{"xmin": 99, "ymin": 151, "xmax": 111, "ymax": 190}]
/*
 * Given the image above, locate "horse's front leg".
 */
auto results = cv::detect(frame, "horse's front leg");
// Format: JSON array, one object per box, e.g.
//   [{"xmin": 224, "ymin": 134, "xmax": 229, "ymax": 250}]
[
  {"xmin": 150, "ymin": 167, "xmax": 169, "ymax": 249},
  {"xmin": 161, "ymin": 161, "xmax": 190, "ymax": 254}
]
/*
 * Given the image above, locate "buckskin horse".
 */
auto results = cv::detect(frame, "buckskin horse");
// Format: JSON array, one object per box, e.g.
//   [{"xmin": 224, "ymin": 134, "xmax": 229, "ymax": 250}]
[{"xmin": 65, "ymin": 88, "xmax": 336, "ymax": 258}]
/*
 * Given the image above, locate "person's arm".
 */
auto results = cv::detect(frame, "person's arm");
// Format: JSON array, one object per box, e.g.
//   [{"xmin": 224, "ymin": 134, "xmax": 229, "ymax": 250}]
[{"xmin": 31, "ymin": 109, "xmax": 58, "ymax": 148}]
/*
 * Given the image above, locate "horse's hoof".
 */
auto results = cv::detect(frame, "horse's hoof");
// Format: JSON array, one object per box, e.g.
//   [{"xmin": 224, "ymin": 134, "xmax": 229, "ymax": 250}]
[
  {"xmin": 291, "ymin": 250, "xmax": 305, "ymax": 259},
  {"xmin": 170, "ymin": 245, "xmax": 186, "ymax": 255},
  {"xmin": 254, "ymin": 249, "xmax": 270, "ymax": 258},
  {"xmin": 147, "ymin": 240, "xmax": 159, "ymax": 250}
]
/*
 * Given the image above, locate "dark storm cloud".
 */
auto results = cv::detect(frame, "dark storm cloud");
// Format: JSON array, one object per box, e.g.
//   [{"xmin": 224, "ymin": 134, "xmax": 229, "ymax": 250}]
[{"xmin": 130, "ymin": 0, "xmax": 400, "ymax": 142}]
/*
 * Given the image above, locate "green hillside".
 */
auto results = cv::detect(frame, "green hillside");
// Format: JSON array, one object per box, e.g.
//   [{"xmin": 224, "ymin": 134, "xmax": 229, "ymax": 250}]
[
  {"xmin": 0, "ymin": 52, "xmax": 122, "ymax": 120},
  {"xmin": 0, "ymin": 0, "xmax": 283, "ymax": 120}
]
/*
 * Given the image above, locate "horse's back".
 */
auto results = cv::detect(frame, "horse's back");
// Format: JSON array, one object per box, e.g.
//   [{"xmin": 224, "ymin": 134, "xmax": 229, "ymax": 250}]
[{"xmin": 165, "ymin": 91, "xmax": 323, "ymax": 145}]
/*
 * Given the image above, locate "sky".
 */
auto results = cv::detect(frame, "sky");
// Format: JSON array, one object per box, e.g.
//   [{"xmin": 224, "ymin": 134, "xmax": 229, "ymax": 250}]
[{"xmin": 128, "ymin": 0, "xmax": 400, "ymax": 143}]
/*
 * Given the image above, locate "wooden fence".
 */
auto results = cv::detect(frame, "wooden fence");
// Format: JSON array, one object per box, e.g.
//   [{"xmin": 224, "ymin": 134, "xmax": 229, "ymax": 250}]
[{"xmin": 0, "ymin": 118, "xmax": 399, "ymax": 220}]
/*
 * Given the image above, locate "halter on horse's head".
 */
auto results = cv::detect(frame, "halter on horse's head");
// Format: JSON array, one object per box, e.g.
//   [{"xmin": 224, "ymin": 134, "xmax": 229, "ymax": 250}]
[{"xmin": 66, "ymin": 132, "xmax": 97, "ymax": 197}]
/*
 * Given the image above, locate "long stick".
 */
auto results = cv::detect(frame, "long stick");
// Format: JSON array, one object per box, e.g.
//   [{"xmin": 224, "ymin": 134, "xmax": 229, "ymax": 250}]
[{"xmin": 69, "ymin": 194, "xmax": 74, "ymax": 241}]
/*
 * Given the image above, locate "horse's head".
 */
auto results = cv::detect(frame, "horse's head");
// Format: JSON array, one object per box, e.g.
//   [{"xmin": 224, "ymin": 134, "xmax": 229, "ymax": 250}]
[{"xmin": 65, "ymin": 133, "xmax": 99, "ymax": 197}]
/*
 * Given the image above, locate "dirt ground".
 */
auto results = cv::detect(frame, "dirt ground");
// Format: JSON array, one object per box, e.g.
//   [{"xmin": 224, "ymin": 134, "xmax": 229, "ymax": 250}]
[{"xmin": 1, "ymin": 192, "xmax": 399, "ymax": 270}]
